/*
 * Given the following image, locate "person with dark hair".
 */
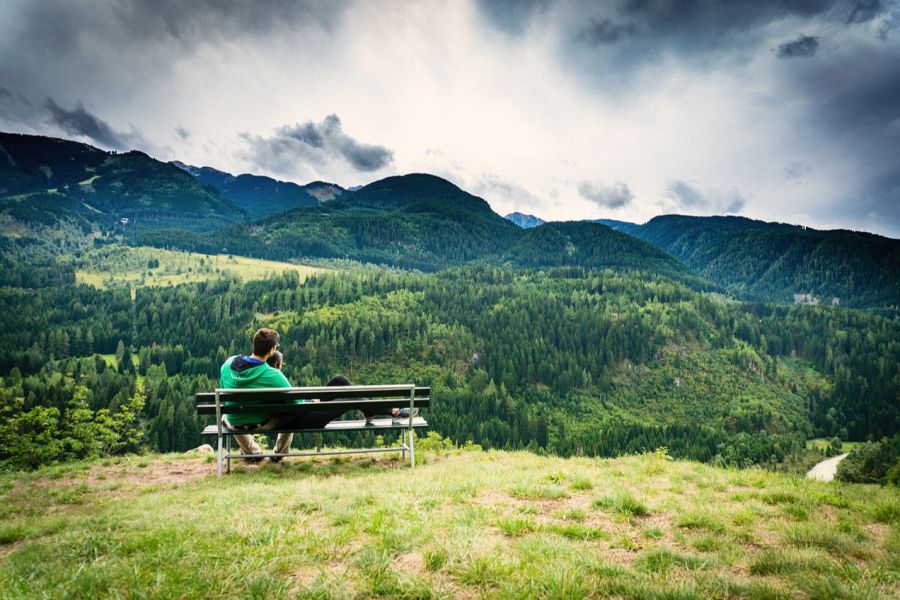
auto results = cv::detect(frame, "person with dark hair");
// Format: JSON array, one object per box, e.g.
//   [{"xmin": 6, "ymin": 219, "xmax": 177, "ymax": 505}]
[
  {"xmin": 266, "ymin": 350, "xmax": 284, "ymax": 370},
  {"xmin": 219, "ymin": 328, "xmax": 294, "ymax": 461}
]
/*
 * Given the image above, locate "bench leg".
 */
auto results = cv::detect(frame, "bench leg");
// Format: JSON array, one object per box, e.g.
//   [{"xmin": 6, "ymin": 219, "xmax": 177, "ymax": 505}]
[
  {"xmin": 217, "ymin": 435, "xmax": 223, "ymax": 478},
  {"xmin": 408, "ymin": 428, "xmax": 415, "ymax": 468},
  {"xmin": 226, "ymin": 436, "xmax": 232, "ymax": 474}
]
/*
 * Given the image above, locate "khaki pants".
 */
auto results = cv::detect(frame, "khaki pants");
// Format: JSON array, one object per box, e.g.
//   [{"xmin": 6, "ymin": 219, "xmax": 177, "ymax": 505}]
[
  {"xmin": 232, "ymin": 431, "xmax": 294, "ymax": 455},
  {"xmin": 225, "ymin": 417, "xmax": 293, "ymax": 456}
]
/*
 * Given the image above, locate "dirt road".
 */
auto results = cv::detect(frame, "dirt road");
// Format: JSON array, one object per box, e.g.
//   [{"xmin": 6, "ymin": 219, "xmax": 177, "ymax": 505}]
[{"xmin": 806, "ymin": 453, "xmax": 849, "ymax": 482}]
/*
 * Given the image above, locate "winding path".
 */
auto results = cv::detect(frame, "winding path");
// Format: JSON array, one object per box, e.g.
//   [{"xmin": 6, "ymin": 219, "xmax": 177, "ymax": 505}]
[{"xmin": 806, "ymin": 453, "xmax": 849, "ymax": 482}]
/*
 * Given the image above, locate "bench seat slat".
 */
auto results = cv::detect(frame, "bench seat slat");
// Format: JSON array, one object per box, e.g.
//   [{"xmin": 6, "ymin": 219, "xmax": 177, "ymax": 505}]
[
  {"xmin": 196, "ymin": 385, "xmax": 430, "ymax": 403},
  {"xmin": 196, "ymin": 398, "xmax": 430, "ymax": 415},
  {"xmin": 201, "ymin": 416, "xmax": 428, "ymax": 435}
]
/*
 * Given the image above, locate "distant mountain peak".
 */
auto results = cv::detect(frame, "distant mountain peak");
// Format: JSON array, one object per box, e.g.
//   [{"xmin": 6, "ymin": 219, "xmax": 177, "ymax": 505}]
[
  {"xmin": 505, "ymin": 212, "xmax": 545, "ymax": 228},
  {"xmin": 347, "ymin": 173, "xmax": 502, "ymax": 218}
]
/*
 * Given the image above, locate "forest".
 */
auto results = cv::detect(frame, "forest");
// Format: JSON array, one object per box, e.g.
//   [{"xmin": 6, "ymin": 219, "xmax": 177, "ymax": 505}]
[{"xmin": 1, "ymin": 259, "xmax": 897, "ymax": 471}]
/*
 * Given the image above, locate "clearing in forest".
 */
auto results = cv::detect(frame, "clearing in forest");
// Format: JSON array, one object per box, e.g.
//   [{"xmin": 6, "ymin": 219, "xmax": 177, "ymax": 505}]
[{"xmin": 73, "ymin": 245, "xmax": 324, "ymax": 289}]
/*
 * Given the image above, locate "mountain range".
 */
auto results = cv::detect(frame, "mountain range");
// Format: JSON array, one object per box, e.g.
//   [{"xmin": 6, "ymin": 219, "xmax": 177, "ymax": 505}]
[
  {"xmin": 170, "ymin": 161, "xmax": 343, "ymax": 218},
  {"xmin": 1, "ymin": 132, "xmax": 898, "ymax": 309},
  {"xmin": 597, "ymin": 215, "xmax": 900, "ymax": 309},
  {"xmin": 504, "ymin": 212, "xmax": 545, "ymax": 228}
]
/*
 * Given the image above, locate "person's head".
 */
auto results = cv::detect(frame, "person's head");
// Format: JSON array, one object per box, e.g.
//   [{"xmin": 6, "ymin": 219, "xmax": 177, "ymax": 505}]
[
  {"xmin": 252, "ymin": 328, "xmax": 280, "ymax": 359},
  {"xmin": 266, "ymin": 350, "xmax": 283, "ymax": 370}
]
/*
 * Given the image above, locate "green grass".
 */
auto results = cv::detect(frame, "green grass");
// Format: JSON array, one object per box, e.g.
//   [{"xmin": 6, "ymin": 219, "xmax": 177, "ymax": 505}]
[
  {"xmin": 72, "ymin": 245, "xmax": 324, "ymax": 290},
  {"xmin": 0, "ymin": 450, "xmax": 897, "ymax": 598},
  {"xmin": 806, "ymin": 438, "xmax": 863, "ymax": 454}
]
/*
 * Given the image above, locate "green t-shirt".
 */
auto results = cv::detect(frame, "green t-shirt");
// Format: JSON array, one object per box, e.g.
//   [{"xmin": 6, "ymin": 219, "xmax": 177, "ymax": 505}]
[{"xmin": 219, "ymin": 355, "xmax": 296, "ymax": 426}]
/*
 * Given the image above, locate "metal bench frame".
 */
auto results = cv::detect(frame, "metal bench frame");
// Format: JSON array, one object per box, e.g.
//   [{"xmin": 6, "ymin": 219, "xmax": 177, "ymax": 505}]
[{"xmin": 198, "ymin": 384, "xmax": 428, "ymax": 477}]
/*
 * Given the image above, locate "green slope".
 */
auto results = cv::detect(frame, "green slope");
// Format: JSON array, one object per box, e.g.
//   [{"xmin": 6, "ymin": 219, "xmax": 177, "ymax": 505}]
[
  {"xmin": 139, "ymin": 175, "xmax": 709, "ymax": 281},
  {"xmin": 603, "ymin": 215, "xmax": 900, "ymax": 309},
  {"xmin": 0, "ymin": 132, "xmax": 246, "ymax": 258},
  {"xmin": 138, "ymin": 173, "xmax": 527, "ymax": 271},
  {"xmin": 0, "ymin": 451, "xmax": 897, "ymax": 599},
  {"xmin": 172, "ymin": 162, "xmax": 323, "ymax": 218},
  {"xmin": 500, "ymin": 221, "xmax": 703, "ymax": 286}
]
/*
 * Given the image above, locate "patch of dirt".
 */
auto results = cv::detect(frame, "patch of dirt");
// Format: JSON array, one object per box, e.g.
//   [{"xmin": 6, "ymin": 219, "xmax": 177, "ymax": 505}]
[
  {"xmin": 83, "ymin": 458, "xmax": 214, "ymax": 490},
  {"xmin": 394, "ymin": 551, "xmax": 425, "ymax": 575},
  {"xmin": 0, "ymin": 540, "xmax": 24, "ymax": 558},
  {"xmin": 863, "ymin": 522, "xmax": 890, "ymax": 544}
]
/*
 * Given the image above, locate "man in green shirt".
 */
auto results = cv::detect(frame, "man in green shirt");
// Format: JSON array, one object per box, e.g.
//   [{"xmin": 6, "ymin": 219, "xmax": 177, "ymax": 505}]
[{"xmin": 219, "ymin": 327, "xmax": 297, "ymax": 460}]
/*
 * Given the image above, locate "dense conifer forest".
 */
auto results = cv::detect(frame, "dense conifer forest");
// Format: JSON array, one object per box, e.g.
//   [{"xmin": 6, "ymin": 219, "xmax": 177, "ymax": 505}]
[{"xmin": 1, "ymin": 262, "xmax": 897, "ymax": 471}]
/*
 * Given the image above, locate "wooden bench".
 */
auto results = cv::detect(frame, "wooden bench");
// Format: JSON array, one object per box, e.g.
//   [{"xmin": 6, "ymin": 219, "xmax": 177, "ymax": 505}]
[{"xmin": 197, "ymin": 384, "xmax": 430, "ymax": 477}]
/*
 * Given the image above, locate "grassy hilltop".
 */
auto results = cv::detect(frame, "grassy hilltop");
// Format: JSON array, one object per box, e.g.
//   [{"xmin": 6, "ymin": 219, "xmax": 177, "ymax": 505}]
[{"xmin": 1, "ymin": 448, "xmax": 897, "ymax": 599}]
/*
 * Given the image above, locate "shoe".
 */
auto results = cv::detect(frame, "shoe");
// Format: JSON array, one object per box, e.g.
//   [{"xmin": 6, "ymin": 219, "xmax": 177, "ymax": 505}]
[
  {"xmin": 269, "ymin": 455, "xmax": 283, "ymax": 464},
  {"xmin": 242, "ymin": 452, "xmax": 265, "ymax": 464},
  {"xmin": 392, "ymin": 408, "xmax": 419, "ymax": 424}
]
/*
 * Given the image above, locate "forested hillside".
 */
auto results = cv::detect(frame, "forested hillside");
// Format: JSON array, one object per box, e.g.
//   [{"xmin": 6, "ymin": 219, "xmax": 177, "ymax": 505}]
[
  {"xmin": 171, "ymin": 161, "xmax": 325, "ymax": 218},
  {"xmin": 1, "ymin": 260, "xmax": 896, "ymax": 470},
  {"xmin": 137, "ymin": 175, "xmax": 705, "ymax": 278},
  {"xmin": 601, "ymin": 215, "xmax": 900, "ymax": 310},
  {"xmin": 0, "ymin": 133, "xmax": 245, "ymax": 242}
]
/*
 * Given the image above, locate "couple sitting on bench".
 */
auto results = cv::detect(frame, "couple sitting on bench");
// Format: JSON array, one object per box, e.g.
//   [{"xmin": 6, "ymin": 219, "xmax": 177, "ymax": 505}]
[{"xmin": 220, "ymin": 328, "xmax": 417, "ymax": 463}]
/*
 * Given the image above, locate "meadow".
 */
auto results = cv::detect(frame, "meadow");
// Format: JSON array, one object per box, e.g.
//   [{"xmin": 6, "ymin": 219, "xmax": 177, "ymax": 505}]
[
  {"xmin": 72, "ymin": 245, "xmax": 324, "ymax": 289},
  {"xmin": 0, "ymin": 445, "xmax": 897, "ymax": 599}
]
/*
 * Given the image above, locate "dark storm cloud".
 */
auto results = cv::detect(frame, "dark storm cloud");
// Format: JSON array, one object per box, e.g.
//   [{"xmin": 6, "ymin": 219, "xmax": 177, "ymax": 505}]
[
  {"xmin": 0, "ymin": 1, "xmax": 350, "ymax": 132},
  {"xmin": 777, "ymin": 35, "xmax": 820, "ymax": 58},
  {"xmin": 579, "ymin": 18, "xmax": 637, "ymax": 45},
  {"xmin": 665, "ymin": 180, "xmax": 746, "ymax": 214},
  {"xmin": 8, "ymin": 0, "xmax": 349, "ymax": 55},
  {"xmin": 44, "ymin": 99, "xmax": 133, "ymax": 149},
  {"xmin": 244, "ymin": 115, "xmax": 393, "ymax": 175},
  {"xmin": 474, "ymin": 0, "xmax": 554, "ymax": 35},
  {"xmin": 782, "ymin": 37, "xmax": 900, "ymax": 230},
  {"xmin": 846, "ymin": 0, "xmax": 883, "ymax": 23},
  {"xmin": 578, "ymin": 180, "xmax": 634, "ymax": 209},
  {"xmin": 566, "ymin": 0, "xmax": 837, "ymax": 62}
]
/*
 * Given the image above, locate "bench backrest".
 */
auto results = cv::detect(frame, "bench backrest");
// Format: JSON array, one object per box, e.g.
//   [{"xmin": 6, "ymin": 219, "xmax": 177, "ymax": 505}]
[{"xmin": 196, "ymin": 384, "xmax": 430, "ymax": 416}]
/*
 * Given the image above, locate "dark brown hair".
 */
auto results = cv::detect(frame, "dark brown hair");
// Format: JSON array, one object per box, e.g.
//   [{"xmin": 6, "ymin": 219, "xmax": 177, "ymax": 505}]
[
  {"xmin": 252, "ymin": 328, "xmax": 280, "ymax": 357},
  {"xmin": 266, "ymin": 350, "xmax": 283, "ymax": 370}
]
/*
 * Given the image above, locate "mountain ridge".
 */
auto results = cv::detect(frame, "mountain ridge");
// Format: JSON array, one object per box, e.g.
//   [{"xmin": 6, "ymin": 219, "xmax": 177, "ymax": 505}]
[{"xmin": 601, "ymin": 214, "xmax": 900, "ymax": 309}]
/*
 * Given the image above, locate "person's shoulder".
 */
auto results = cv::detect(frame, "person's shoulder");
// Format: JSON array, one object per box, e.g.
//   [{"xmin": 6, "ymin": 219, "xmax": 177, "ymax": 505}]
[
  {"xmin": 221, "ymin": 355, "xmax": 238, "ymax": 368},
  {"xmin": 263, "ymin": 364, "xmax": 291, "ymax": 387}
]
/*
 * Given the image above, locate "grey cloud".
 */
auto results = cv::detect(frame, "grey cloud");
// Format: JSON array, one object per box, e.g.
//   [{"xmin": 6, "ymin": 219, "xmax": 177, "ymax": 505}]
[
  {"xmin": 777, "ymin": 35, "xmax": 820, "ymax": 58},
  {"xmin": 782, "ymin": 38, "xmax": 900, "ymax": 231},
  {"xmin": 665, "ymin": 180, "xmax": 705, "ymax": 208},
  {"xmin": 567, "ymin": 0, "xmax": 837, "ymax": 58},
  {"xmin": 244, "ymin": 114, "xmax": 393, "ymax": 175},
  {"xmin": 0, "ymin": 1, "xmax": 350, "ymax": 148},
  {"xmin": 474, "ymin": 0, "xmax": 554, "ymax": 35},
  {"xmin": 579, "ymin": 18, "xmax": 637, "ymax": 45},
  {"xmin": 846, "ymin": 0, "xmax": 883, "ymax": 23},
  {"xmin": 0, "ymin": 87, "xmax": 11, "ymax": 99},
  {"xmin": 175, "ymin": 126, "xmax": 190, "ymax": 141},
  {"xmin": 878, "ymin": 8, "xmax": 900, "ymax": 38},
  {"xmin": 470, "ymin": 173, "xmax": 543, "ymax": 203},
  {"xmin": 665, "ymin": 180, "xmax": 746, "ymax": 214},
  {"xmin": 8, "ymin": 1, "xmax": 349, "ymax": 56},
  {"xmin": 783, "ymin": 161, "xmax": 814, "ymax": 180},
  {"xmin": 578, "ymin": 180, "xmax": 634, "ymax": 209},
  {"xmin": 44, "ymin": 98, "xmax": 133, "ymax": 149}
]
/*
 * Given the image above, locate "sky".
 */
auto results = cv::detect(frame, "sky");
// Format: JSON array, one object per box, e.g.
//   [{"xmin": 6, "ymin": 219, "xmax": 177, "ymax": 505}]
[{"xmin": 1, "ymin": 0, "xmax": 899, "ymax": 237}]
